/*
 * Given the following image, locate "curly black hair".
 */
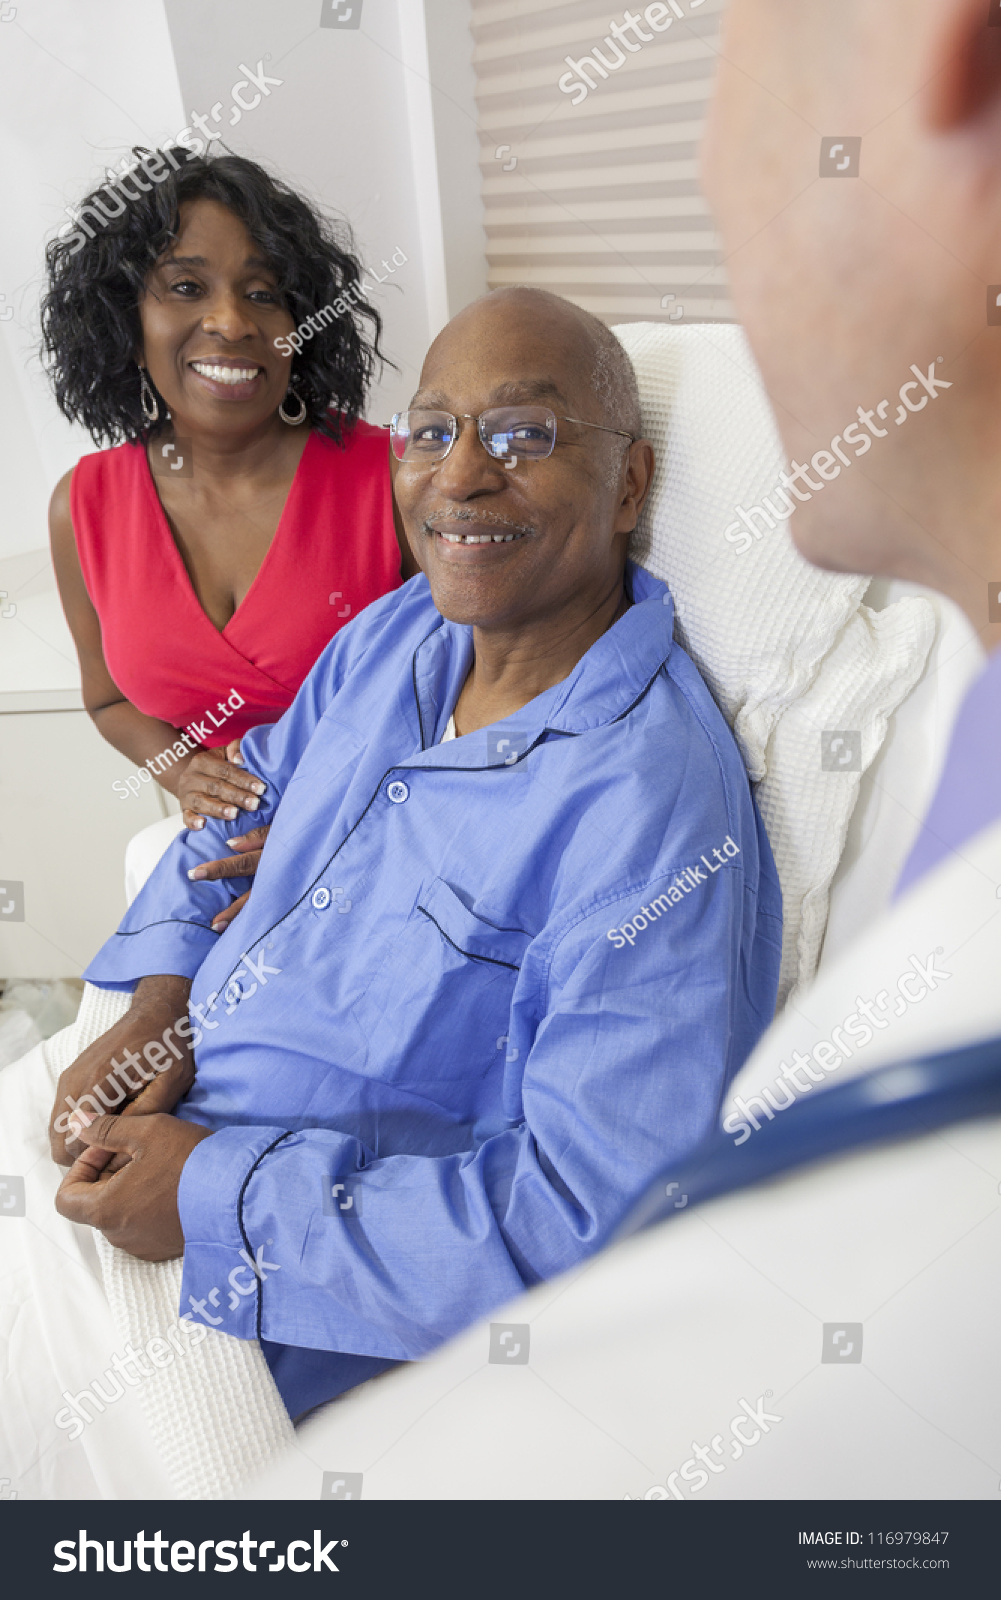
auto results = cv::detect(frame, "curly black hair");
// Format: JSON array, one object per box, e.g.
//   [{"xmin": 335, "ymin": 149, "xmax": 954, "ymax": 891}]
[{"xmin": 40, "ymin": 147, "xmax": 388, "ymax": 446}]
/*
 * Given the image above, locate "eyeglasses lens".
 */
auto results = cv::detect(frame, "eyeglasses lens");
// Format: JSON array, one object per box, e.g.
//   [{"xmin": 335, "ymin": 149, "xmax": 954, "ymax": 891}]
[
  {"xmin": 391, "ymin": 407, "xmax": 557, "ymax": 462},
  {"xmin": 480, "ymin": 407, "xmax": 556, "ymax": 460},
  {"xmin": 390, "ymin": 410, "xmax": 457, "ymax": 462}
]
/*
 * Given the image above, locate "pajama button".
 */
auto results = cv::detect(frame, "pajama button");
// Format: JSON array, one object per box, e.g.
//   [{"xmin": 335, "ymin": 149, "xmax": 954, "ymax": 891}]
[
  {"xmin": 387, "ymin": 780, "xmax": 409, "ymax": 804},
  {"xmin": 311, "ymin": 887, "xmax": 331, "ymax": 910}
]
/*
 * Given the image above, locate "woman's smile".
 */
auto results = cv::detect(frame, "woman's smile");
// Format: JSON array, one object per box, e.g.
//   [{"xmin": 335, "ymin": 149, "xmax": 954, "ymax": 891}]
[{"xmin": 188, "ymin": 357, "xmax": 266, "ymax": 401}]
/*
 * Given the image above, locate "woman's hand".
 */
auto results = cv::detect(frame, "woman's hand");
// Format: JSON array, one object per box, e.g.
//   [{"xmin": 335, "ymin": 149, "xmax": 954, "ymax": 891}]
[
  {"xmin": 176, "ymin": 738, "xmax": 266, "ymax": 829},
  {"xmin": 179, "ymin": 739, "xmax": 271, "ymax": 932},
  {"xmin": 190, "ymin": 824, "xmax": 272, "ymax": 932}
]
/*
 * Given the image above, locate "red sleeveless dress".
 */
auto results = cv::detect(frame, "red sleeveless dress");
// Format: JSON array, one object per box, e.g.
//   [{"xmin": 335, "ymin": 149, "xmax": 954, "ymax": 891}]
[{"xmin": 69, "ymin": 419, "xmax": 400, "ymax": 746}]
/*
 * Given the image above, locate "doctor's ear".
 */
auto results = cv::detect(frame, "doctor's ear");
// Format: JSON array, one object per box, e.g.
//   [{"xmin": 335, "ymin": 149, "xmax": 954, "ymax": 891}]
[{"xmin": 925, "ymin": 0, "xmax": 1001, "ymax": 132}]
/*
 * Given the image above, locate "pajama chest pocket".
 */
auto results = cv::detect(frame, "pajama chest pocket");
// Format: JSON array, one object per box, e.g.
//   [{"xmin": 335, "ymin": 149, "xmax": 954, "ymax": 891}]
[{"xmin": 351, "ymin": 876, "xmax": 532, "ymax": 1099}]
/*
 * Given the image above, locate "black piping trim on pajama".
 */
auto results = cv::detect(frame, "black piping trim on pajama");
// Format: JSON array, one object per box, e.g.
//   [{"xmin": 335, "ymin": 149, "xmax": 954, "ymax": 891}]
[
  {"xmin": 235, "ymin": 1130, "xmax": 295, "ymax": 1342},
  {"xmin": 416, "ymin": 904, "xmax": 522, "ymax": 971}
]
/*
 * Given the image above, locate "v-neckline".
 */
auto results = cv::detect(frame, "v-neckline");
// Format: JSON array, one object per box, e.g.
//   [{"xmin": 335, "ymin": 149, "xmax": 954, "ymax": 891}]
[{"xmin": 140, "ymin": 430, "xmax": 317, "ymax": 638}]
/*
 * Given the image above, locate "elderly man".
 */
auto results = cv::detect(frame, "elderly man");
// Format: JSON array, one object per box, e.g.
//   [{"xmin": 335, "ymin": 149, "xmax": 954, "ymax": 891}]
[
  {"xmin": 49, "ymin": 287, "xmax": 781, "ymax": 1421},
  {"xmin": 248, "ymin": 0, "xmax": 1001, "ymax": 1502}
]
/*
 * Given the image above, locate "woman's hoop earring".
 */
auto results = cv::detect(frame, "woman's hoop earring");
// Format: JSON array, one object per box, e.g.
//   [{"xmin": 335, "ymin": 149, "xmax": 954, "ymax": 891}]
[
  {"xmin": 138, "ymin": 365, "xmax": 159, "ymax": 425},
  {"xmin": 278, "ymin": 384, "xmax": 308, "ymax": 426}
]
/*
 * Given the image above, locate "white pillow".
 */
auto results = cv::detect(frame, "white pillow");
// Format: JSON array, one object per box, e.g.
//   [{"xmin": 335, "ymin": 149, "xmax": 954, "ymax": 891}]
[
  {"xmin": 821, "ymin": 579, "xmax": 984, "ymax": 970},
  {"xmin": 614, "ymin": 322, "xmax": 935, "ymax": 1005}
]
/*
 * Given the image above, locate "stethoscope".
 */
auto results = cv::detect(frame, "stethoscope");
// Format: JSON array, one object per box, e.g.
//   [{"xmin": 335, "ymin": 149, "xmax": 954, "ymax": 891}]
[{"xmin": 616, "ymin": 1033, "xmax": 1001, "ymax": 1243}]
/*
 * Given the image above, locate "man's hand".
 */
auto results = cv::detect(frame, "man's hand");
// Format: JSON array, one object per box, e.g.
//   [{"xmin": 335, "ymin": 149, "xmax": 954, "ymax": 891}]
[
  {"xmin": 189, "ymin": 823, "xmax": 271, "ymax": 933},
  {"xmin": 55, "ymin": 1111, "xmax": 212, "ymax": 1260},
  {"xmin": 49, "ymin": 975, "xmax": 193, "ymax": 1166}
]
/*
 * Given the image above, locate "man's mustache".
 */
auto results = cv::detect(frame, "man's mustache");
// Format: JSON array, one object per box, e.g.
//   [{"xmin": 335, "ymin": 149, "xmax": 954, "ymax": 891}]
[{"xmin": 421, "ymin": 509, "xmax": 536, "ymax": 538}]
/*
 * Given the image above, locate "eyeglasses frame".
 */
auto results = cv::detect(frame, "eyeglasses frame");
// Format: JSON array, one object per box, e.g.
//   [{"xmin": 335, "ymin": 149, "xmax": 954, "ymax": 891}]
[{"xmin": 389, "ymin": 406, "xmax": 635, "ymax": 466}]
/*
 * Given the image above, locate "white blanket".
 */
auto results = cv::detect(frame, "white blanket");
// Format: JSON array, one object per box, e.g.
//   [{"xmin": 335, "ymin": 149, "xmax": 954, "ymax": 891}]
[{"xmin": 0, "ymin": 983, "xmax": 292, "ymax": 1500}]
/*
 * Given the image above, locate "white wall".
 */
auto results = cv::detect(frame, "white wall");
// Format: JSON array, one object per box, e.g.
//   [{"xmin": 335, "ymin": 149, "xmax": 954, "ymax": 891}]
[
  {"xmin": 424, "ymin": 0, "xmax": 488, "ymax": 321},
  {"xmin": 0, "ymin": 0, "xmax": 187, "ymax": 561}
]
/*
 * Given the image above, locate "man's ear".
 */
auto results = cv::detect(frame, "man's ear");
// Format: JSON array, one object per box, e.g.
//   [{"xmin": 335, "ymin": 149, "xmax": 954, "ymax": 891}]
[
  {"xmin": 925, "ymin": 0, "xmax": 1001, "ymax": 131},
  {"xmin": 613, "ymin": 438, "xmax": 655, "ymax": 535}
]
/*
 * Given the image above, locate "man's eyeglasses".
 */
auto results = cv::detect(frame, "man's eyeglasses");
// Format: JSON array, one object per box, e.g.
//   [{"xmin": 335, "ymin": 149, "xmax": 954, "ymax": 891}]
[{"xmin": 389, "ymin": 406, "xmax": 634, "ymax": 465}]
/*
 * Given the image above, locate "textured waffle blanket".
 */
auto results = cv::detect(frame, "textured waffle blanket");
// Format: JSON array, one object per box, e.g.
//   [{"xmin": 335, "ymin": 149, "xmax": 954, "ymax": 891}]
[{"xmin": 0, "ymin": 982, "xmax": 293, "ymax": 1500}]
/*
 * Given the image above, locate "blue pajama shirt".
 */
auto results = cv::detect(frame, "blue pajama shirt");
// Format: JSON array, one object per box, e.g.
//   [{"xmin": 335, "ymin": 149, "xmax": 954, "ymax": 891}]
[{"xmin": 85, "ymin": 562, "xmax": 782, "ymax": 1416}]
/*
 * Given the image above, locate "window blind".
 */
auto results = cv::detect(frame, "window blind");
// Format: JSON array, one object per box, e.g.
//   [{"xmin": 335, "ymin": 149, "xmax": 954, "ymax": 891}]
[{"xmin": 469, "ymin": 0, "xmax": 730, "ymax": 326}]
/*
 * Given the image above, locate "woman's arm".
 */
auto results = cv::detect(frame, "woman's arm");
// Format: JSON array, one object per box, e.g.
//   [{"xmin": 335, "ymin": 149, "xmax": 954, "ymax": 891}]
[
  {"xmin": 49, "ymin": 469, "xmax": 262, "ymax": 827},
  {"xmin": 51, "ymin": 469, "xmax": 190, "ymax": 769}
]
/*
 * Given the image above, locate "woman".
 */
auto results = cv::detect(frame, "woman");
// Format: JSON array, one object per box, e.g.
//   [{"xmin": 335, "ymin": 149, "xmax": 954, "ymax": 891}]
[{"xmin": 43, "ymin": 149, "xmax": 415, "ymax": 925}]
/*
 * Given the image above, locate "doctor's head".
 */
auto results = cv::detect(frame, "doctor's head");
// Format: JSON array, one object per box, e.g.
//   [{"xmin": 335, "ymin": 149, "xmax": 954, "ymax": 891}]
[
  {"xmin": 392, "ymin": 288, "xmax": 654, "ymax": 632},
  {"xmin": 704, "ymin": 0, "xmax": 1001, "ymax": 644}
]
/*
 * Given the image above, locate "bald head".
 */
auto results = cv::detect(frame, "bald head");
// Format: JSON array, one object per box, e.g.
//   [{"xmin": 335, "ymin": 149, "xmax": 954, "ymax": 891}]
[
  {"xmin": 704, "ymin": 0, "xmax": 1001, "ymax": 647},
  {"xmin": 429, "ymin": 287, "xmax": 641, "ymax": 442}
]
